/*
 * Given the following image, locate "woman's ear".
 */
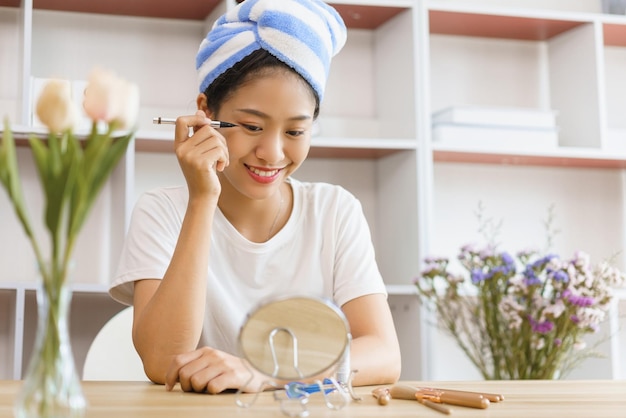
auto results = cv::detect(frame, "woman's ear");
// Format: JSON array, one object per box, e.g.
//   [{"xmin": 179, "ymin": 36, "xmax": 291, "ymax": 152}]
[
  {"xmin": 197, "ymin": 93, "xmax": 209, "ymax": 113},
  {"xmin": 197, "ymin": 93, "xmax": 217, "ymax": 120}
]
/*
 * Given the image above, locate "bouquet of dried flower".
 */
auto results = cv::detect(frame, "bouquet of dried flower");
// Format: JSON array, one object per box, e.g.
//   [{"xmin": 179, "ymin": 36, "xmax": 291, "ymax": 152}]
[{"xmin": 416, "ymin": 210, "xmax": 626, "ymax": 379}]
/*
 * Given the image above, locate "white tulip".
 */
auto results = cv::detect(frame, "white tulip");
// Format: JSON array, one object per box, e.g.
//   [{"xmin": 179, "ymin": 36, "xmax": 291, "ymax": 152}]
[
  {"xmin": 36, "ymin": 79, "xmax": 77, "ymax": 133},
  {"xmin": 113, "ymin": 80, "xmax": 140, "ymax": 129},
  {"xmin": 83, "ymin": 68, "xmax": 140, "ymax": 129},
  {"xmin": 83, "ymin": 68, "xmax": 120, "ymax": 123}
]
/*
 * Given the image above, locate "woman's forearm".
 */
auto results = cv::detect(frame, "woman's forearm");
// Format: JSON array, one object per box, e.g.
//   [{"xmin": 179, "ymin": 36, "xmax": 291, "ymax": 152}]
[
  {"xmin": 349, "ymin": 334, "xmax": 402, "ymax": 386},
  {"xmin": 133, "ymin": 196, "xmax": 216, "ymax": 382},
  {"xmin": 342, "ymin": 294, "xmax": 402, "ymax": 386}
]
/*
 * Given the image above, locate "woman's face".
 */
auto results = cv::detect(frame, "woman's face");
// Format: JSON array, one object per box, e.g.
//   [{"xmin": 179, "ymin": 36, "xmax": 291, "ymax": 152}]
[{"xmin": 206, "ymin": 68, "xmax": 316, "ymax": 202}]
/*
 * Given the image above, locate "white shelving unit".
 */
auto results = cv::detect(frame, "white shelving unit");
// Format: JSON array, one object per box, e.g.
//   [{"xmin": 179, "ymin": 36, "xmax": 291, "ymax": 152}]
[
  {"xmin": 1, "ymin": 0, "xmax": 625, "ymax": 381},
  {"xmin": 426, "ymin": 0, "xmax": 626, "ymax": 380}
]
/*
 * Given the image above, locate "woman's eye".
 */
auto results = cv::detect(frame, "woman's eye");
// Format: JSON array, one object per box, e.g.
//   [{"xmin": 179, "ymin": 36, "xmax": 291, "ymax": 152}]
[
  {"xmin": 287, "ymin": 130, "xmax": 305, "ymax": 137},
  {"xmin": 242, "ymin": 124, "xmax": 262, "ymax": 132}
]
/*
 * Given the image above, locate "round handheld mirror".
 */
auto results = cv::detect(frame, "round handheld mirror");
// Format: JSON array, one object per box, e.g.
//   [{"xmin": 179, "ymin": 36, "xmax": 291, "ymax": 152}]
[{"xmin": 238, "ymin": 296, "xmax": 350, "ymax": 381}]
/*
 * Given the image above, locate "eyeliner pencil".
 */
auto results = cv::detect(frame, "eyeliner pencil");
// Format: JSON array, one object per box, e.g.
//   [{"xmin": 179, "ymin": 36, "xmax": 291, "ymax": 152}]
[{"xmin": 152, "ymin": 116, "xmax": 237, "ymax": 129}]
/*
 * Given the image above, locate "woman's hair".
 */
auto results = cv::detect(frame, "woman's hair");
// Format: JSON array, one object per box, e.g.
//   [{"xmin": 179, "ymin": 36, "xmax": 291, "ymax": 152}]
[{"xmin": 203, "ymin": 49, "xmax": 320, "ymax": 119}]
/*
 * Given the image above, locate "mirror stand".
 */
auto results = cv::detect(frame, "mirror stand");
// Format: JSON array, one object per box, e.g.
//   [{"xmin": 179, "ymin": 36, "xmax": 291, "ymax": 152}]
[{"xmin": 234, "ymin": 296, "xmax": 361, "ymax": 417}]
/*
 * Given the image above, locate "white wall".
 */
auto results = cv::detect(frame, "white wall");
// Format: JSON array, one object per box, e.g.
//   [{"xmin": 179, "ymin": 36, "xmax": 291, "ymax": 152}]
[
  {"xmin": 0, "ymin": 7, "xmax": 21, "ymax": 121},
  {"xmin": 31, "ymin": 10, "xmax": 202, "ymax": 132}
]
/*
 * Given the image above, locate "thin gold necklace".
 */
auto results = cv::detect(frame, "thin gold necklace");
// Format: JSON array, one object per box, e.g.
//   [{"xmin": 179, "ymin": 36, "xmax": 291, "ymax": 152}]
[{"xmin": 267, "ymin": 187, "xmax": 284, "ymax": 241}]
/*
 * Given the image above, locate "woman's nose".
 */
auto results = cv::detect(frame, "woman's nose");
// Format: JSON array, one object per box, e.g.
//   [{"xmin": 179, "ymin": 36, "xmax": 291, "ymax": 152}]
[{"xmin": 255, "ymin": 131, "xmax": 285, "ymax": 163}]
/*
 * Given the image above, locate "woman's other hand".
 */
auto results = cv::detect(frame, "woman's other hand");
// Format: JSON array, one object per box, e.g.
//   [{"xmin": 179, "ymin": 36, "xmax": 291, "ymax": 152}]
[{"xmin": 164, "ymin": 347, "xmax": 268, "ymax": 394}]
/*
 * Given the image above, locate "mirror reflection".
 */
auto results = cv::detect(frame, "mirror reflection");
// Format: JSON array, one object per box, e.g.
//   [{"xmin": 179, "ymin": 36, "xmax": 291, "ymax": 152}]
[{"xmin": 238, "ymin": 296, "xmax": 350, "ymax": 381}]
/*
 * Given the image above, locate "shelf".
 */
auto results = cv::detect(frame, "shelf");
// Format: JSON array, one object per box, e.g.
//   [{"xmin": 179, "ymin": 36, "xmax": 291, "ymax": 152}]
[
  {"xmin": 0, "ymin": 281, "xmax": 110, "ymax": 294},
  {"xmin": 604, "ymin": 22, "xmax": 626, "ymax": 47},
  {"xmin": 0, "ymin": 0, "xmax": 409, "ymax": 29},
  {"xmin": 428, "ymin": 8, "xmax": 587, "ymax": 41},
  {"xmin": 429, "ymin": 4, "xmax": 626, "ymax": 47},
  {"xmin": 13, "ymin": 125, "xmax": 626, "ymax": 166},
  {"xmin": 27, "ymin": 0, "xmax": 220, "ymax": 21},
  {"xmin": 433, "ymin": 146, "xmax": 626, "ymax": 169},
  {"xmin": 2, "ymin": 125, "xmax": 134, "ymax": 147},
  {"xmin": 133, "ymin": 130, "xmax": 416, "ymax": 159},
  {"xmin": 331, "ymin": 3, "xmax": 407, "ymax": 29},
  {"xmin": 308, "ymin": 137, "xmax": 415, "ymax": 158},
  {"xmin": 386, "ymin": 284, "xmax": 417, "ymax": 296},
  {"xmin": 3, "ymin": 123, "xmax": 416, "ymax": 158}
]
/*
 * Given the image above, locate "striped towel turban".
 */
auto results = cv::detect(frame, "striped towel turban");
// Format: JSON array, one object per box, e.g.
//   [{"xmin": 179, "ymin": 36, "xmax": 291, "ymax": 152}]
[{"xmin": 196, "ymin": 0, "xmax": 347, "ymax": 101}]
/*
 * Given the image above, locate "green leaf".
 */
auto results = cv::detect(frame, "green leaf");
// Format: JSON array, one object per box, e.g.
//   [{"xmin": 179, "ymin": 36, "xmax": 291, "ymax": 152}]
[
  {"xmin": 28, "ymin": 135, "xmax": 50, "ymax": 185},
  {"xmin": 1, "ymin": 120, "xmax": 35, "ymax": 240},
  {"xmin": 67, "ymin": 131, "xmax": 109, "ymax": 237},
  {"xmin": 29, "ymin": 131, "xmax": 80, "ymax": 256},
  {"xmin": 47, "ymin": 131, "xmax": 62, "ymax": 177},
  {"xmin": 68, "ymin": 131, "xmax": 133, "ymax": 237},
  {"xmin": 3, "ymin": 119, "xmax": 134, "ymax": 274}
]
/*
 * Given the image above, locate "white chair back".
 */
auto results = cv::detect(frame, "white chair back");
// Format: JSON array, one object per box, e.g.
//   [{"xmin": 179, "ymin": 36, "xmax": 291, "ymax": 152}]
[{"xmin": 83, "ymin": 306, "xmax": 148, "ymax": 381}]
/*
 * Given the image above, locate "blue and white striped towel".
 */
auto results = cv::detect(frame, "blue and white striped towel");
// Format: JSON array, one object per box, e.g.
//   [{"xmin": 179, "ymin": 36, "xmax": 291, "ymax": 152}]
[{"xmin": 196, "ymin": 0, "xmax": 347, "ymax": 101}]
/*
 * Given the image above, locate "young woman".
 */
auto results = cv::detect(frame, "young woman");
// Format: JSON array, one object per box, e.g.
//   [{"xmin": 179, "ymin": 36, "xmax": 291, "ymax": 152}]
[{"xmin": 110, "ymin": 0, "xmax": 401, "ymax": 393}]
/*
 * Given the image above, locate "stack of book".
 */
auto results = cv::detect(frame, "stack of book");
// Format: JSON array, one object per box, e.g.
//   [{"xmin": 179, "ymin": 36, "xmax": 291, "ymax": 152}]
[{"xmin": 431, "ymin": 106, "xmax": 559, "ymax": 151}]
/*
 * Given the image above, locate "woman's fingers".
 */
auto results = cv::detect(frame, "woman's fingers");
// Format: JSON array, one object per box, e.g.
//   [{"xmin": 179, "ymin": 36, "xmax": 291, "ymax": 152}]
[
  {"xmin": 173, "ymin": 111, "xmax": 229, "ymax": 170},
  {"xmin": 164, "ymin": 347, "xmax": 255, "ymax": 394},
  {"xmin": 176, "ymin": 127, "xmax": 227, "ymax": 171},
  {"xmin": 170, "ymin": 113, "xmax": 229, "ymax": 198},
  {"xmin": 164, "ymin": 349, "xmax": 203, "ymax": 391},
  {"xmin": 174, "ymin": 111, "xmax": 206, "ymax": 142}
]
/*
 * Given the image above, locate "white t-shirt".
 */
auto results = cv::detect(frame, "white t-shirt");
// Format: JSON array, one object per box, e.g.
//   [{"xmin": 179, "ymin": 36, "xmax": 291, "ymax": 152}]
[{"xmin": 110, "ymin": 178, "xmax": 386, "ymax": 355}]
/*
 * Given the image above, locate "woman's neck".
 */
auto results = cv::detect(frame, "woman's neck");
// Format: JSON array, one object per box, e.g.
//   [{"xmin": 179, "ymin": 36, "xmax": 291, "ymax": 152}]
[{"xmin": 217, "ymin": 181, "xmax": 291, "ymax": 243}]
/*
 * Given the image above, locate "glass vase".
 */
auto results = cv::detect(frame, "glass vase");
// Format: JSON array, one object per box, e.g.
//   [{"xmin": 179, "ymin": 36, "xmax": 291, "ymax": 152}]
[{"xmin": 14, "ymin": 281, "xmax": 87, "ymax": 418}]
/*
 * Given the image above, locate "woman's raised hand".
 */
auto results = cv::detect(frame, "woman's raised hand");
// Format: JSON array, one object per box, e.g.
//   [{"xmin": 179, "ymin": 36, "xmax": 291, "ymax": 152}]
[{"xmin": 174, "ymin": 110, "xmax": 229, "ymax": 200}]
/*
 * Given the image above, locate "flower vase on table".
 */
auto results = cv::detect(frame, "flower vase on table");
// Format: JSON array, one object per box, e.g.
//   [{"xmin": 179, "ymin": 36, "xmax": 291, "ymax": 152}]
[
  {"xmin": 0, "ymin": 68, "xmax": 139, "ymax": 418},
  {"xmin": 16, "ymin": 276, "xmax": 83, "ymax": 418}
]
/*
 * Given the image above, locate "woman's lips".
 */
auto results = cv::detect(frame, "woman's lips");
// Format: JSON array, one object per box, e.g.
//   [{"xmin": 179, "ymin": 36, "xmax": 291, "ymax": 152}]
[{"xmin": 246, "ymin": 164, "xmax": 282, "ymax": 183}]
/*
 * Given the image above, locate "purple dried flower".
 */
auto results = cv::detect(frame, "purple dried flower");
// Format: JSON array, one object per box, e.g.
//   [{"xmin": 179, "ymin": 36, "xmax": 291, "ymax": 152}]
[
  {"xmin": 529, "ymin": 317, "xmax": 554, "ymax": 334},
  {"xmin": 471, "ymin": 269, "xmax": 487, "ymax": 283},
  {"xmin": 497, "ymin": 252, "xmax": 516, "ymax": 274},
  {"xmin": 425, "ymin": 256, "xmax": 447, "ymax": 264},
  {"xmin": 460, "ymin": 243, "xmax": 477, "ymax": 253},
  {"xmin": 516, "ymin": 248, "xmax": 537, "ymax": 258},
  {"xmin": 490, "ymin": 263, "xmax": 516, "ymax": 278},
  {"xmin": 533, "ymin": 254, "xmax": 558, "ymax": 268},
  {"xmin": 551, "ymin": 270, "xmax": 569, "ymax": 282},
  {"xmin": 562, "ymin": 289, "xmax": 595, "ymax": 307},
  {"xmin": 523, "ymin": 267, "xmax": 542, "ymax": 286}
]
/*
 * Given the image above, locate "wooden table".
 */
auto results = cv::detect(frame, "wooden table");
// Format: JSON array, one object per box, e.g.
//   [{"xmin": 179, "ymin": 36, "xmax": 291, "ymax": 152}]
[{"xmin": 1, "ymin": 379, "xmax": 625, "ymax": 417}]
